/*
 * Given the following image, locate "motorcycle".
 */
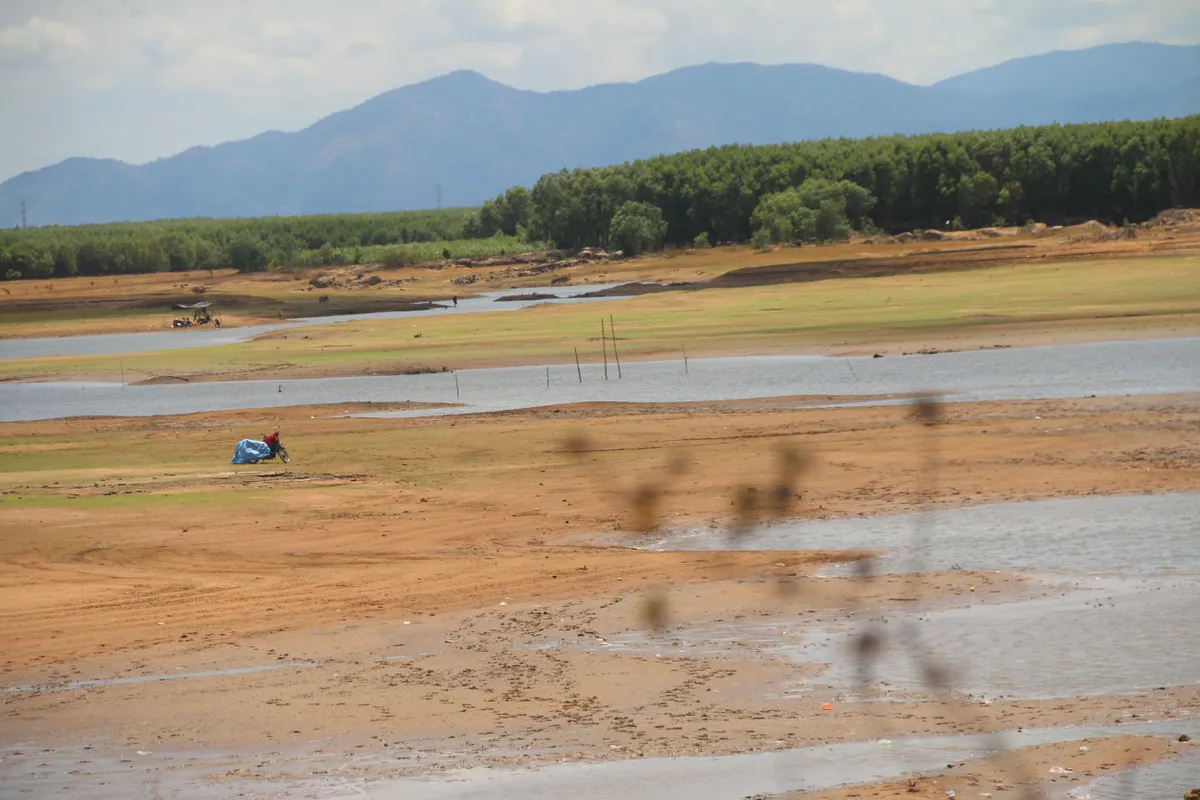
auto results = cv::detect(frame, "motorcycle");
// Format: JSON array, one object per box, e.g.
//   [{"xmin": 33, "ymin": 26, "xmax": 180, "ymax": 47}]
[{"xmin": 230, "ymin": 436, "xmax": 290, "ymax": 465}]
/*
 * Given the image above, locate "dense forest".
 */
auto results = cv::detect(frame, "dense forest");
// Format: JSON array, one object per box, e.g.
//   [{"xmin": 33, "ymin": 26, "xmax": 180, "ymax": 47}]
[
  {"xmin": 0, "ymin": 208, "xmax": 474, "ymax": 280},
  {"xmin": 2, "ymin": 116, "xmax": 1197, "ymax": 280},
  {"xmin": 474, "ymin": 116, "xmax": 1200, "ymax": 250}
]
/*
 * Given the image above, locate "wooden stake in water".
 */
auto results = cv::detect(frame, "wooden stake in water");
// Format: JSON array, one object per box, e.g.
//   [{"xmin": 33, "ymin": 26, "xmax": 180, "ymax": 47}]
[
  {"xmin": 546, "ymin": 366, "xmax": 550, "ymax": 388},
  {"xmin": 120, "ymin": 360, "xmax": 125, "ymax": 388},
  {"xmin": 683, "ymin": 346, "xmax": 689, "ymax": 374},
  {"xmin": 601, "ymin": 318, "xmax": 609, "ymax": 380},
  {"xmin": 574, "ymin": 347, "xmax": 583, "ymax": 384},
  {"xmin": 455, "ymin": 373, "xmax": 460, "ymax": 399},
  {"xmin": 609, "ymin": 315, "xmax": 622, "ymax": 378}
]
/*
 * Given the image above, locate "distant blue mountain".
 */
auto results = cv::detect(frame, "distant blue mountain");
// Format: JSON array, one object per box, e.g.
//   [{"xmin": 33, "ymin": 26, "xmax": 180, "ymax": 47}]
[
  {"xmin": 933, "ymin": 42, "xmax": 1200, "ymax": 95},
  {"xmin": 3, "ymin": 43, "xmax": 1198, "ymax": 226}
]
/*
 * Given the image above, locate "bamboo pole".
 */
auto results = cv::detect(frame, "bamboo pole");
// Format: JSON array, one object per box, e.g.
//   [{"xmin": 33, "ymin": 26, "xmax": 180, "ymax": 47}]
[
  {"xmin": 574, "ymin": 347, "xmax": 583, "ymax": 383},
  {"xmin": 601, "ymin": 318, "xmax": 609, "ymax": 380},
  {"xmin": 609, "ymin": 315, "xmax": 622, "ymax": 378}
]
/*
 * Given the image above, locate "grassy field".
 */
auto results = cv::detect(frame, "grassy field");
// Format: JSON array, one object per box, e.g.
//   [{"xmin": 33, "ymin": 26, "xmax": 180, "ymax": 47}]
[
  {"xmin": 0, "ymin": 240, "xmax": 549, "ymax": 339},
  {"xmin": 292, "ymin": 235, "xmax": 547, "ymax": 267},
  {"xmin": 3, "ymin": 253, "xmax": 1196, "ymax": 383}
]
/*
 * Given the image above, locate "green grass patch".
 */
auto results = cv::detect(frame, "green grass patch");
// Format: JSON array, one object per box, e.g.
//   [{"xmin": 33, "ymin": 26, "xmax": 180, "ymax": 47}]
[
  {"xmin": 296, "ymin": 236, "xmax": 548, "ymax": 267},
  {"xmin": 0, "ymin": 487, "xmax": 268, "ymax": 510},
  {"xmin": 2, "ymin": 254, "xmax": 1196, "ymax": 381}
]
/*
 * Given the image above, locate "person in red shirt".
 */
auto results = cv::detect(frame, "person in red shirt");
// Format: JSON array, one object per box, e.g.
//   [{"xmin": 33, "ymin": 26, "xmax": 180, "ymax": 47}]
[{"xmin": 262, "ymin": 431, "xmax": 281, "ymax": 458}]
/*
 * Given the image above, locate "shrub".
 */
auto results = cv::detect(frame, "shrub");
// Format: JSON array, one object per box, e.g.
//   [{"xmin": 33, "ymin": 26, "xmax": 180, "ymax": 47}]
[{"xmin": 608, "ymin": 201, "xmax": 668, "ymax": 256}]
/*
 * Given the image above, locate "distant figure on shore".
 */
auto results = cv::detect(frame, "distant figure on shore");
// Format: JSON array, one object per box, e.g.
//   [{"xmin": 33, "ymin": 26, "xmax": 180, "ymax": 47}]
[{"xmin": 215, "ymin": 318, "xmax": 221, "ymax": 329}]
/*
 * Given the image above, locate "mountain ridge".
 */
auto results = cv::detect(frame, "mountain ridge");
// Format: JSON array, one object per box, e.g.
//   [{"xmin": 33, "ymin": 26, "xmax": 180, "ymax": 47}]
[{"xmin": 3, "ymin": 42, "xmax": 1198, "ymax": 226}]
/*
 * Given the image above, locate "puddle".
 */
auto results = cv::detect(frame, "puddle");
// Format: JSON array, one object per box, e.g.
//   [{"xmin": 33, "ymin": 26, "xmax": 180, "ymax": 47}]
[
  {"xmin": 3, "ymin": 336, "xmax": 1198, "ymax": 422},
  {"xmin": 1071, "ymin": 748, "xmax": 1200, "ymax": 799},
  {"xmin": 2, "ymin": 661, "xmax": 319, "ymax": 694}
]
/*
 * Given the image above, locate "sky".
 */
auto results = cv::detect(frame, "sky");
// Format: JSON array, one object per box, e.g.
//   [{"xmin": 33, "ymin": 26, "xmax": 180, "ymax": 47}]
[{"xmin": 0, "ymin": 0, "xmax": 1197, "ymax": 182}]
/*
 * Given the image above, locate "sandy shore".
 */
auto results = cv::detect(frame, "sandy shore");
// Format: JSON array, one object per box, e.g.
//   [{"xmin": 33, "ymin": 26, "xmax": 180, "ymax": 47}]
[{"xmin": 3, "ymin": 393, "xmax": 1198, "ymax": 664}]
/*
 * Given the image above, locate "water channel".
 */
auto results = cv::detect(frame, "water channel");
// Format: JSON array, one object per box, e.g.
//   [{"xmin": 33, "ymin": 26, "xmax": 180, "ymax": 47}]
[
  {"xmin": 2, "ymin": 335, "xmax": 1197, "ymax": 422},
  {"xmin": 0, "ymin": 283, "xmax": 625, "ymax": 360}
]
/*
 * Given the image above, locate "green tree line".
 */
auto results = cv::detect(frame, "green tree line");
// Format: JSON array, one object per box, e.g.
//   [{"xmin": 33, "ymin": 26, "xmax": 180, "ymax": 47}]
[
  {"xmin": 473, "ymin": 116, "xmax": 1200, "ymax": 251},
  {"xmin": 0, "ymin": 208, "xmax": 475, "ymax": 280},
  {"xmin": 5, "ymin": 116, "xmax": 1197, "ymax": 280}
]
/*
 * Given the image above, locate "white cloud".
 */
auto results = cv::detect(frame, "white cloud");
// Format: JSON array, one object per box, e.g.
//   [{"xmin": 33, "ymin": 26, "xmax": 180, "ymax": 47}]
[
  {"xmin": 0, "ymin": 0, "xmax": 1196, "ymax": 181},
  {"xmin": 0, "ymin": 15, "xmax": 88, "ymax": 59}
]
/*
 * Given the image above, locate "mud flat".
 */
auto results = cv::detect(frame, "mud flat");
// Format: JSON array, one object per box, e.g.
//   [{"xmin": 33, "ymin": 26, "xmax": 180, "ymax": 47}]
[{"xmin": 0, "ymin": 361, "xmax": 1197, "ymax": 797}]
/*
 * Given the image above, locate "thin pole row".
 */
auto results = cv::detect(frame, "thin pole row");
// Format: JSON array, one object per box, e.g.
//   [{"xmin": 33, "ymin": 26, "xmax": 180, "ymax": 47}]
[
  {"xmin": 601, "ymin": 318, "xmax": 609, "ymax": 380},
  {"xmin": 609, "ymin": 315, "xmax": 622, "ymax": 378}
]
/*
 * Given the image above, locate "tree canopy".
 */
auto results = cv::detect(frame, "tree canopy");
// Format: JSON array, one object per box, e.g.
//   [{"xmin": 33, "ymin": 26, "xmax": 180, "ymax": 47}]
[
  {"xmin": 608, "ymin": 201, "xmax": 668, "ymax": 255},
  {"xmin": 0, "ymin": 208, "xmax": 474, "ymax": 280},
  {"xmin": 509, "ymin": 116, "xmax": 1199, "ymax": 250},
  {"xmin": 2, "ymin": 115, "xmax": 1196, "ymax": 281}
]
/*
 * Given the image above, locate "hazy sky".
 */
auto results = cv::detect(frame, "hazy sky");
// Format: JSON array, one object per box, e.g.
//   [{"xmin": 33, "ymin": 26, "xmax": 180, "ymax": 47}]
[{"xmin": 1, "ymin": 0, "xmax": 1197, "ymax": 181}]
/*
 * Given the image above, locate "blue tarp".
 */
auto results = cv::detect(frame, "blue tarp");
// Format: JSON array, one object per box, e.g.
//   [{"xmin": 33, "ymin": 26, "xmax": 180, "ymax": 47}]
[{"xmin": 231, "ymin": 439, "xmax": 272, "ymax": 464}]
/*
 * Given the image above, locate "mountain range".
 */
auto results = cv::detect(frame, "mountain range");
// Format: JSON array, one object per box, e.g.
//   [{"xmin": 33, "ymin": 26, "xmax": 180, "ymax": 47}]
[{"xmin": 3, "ymin": 42, "xmax": 1198, "ymax": 227}]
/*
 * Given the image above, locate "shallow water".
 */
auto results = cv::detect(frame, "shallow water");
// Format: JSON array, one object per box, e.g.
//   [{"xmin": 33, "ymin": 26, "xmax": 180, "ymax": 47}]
[
  {"xmin": 2, "ymin": 661, "xmax": 319, "ymax": 694},
  {"xmin": 2, "ymin": 336, "xmax": 1197, "ymax": 422},
  {"xmin": 0, "ymin": 284, "xmax": 624, "ymax": 360},
  {"xmin": 4, "ymin": 722, "xmax": 1195, "ymax": 799},
  {"xmin": 809, "ymin": 578, "xmax": 1200, "ymax": 698},
  {"xmin": 649, "ymin": 493, "xmax": 1200, "ymax": 577},
  {"xmin": 644, "ymin": 494, "xmax": 1200, "ymax": 699},
  {"xmin": 1070, "ymin": 748, "xmax": 1200, "ymax": 799},
  {"xmin": 365, "ymin": 722, "xmax": 1200, "ymax": 800}
]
